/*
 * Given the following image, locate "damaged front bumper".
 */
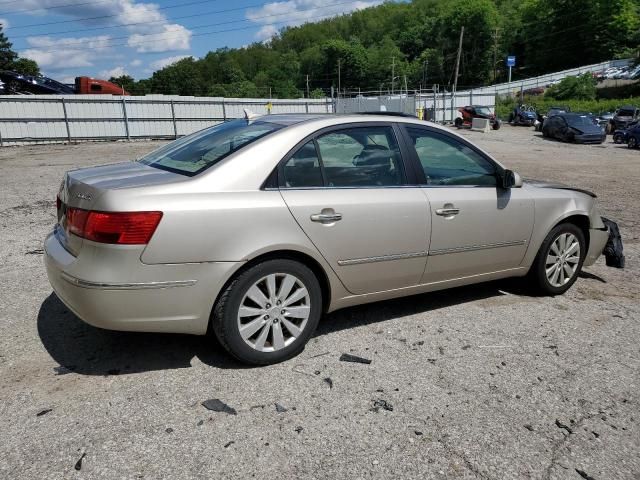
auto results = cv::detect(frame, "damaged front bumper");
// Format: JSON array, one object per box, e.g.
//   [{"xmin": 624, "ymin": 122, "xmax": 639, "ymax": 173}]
[{"xmin": 601, "ymin": 217, "xmax": 625, "ymax": 268}]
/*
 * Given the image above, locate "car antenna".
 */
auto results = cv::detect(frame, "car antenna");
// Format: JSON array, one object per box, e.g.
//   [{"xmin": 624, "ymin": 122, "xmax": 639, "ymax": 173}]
[{"xmin": 243, "ymin": 108, "xmax": 260, "ymax": 121}]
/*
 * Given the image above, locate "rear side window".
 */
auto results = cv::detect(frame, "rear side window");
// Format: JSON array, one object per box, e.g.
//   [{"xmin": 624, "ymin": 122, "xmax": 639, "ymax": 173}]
[
  {"xmin": 315, "ymin": 126, "xmax": 404, "ymax": 187},
  {"xmin": 139, "ymin": 119, "xmax": 283, "ymax": 176},
  {"xmin": 90, "ymin": 83, "xmax": 102, "ymax": 92},
  {"xmin": 405, "ymin": 128, "xmax": 497, "ymax": 186}
]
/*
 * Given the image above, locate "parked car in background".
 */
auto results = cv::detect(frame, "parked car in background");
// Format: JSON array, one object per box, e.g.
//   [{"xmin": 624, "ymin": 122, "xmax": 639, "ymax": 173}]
[
  {"xmin": 627, "ymin": 123, "xmax": 640, "ymax": 149},
  {"xmin": 595, "ymin": 112, "xmax": 614, "ymax": 133},
  {"xmin": 454, "ymin": 105, "xmax": 501, "ymax": 130},
  {"xmin": 612, "ymin": 120, "xmax": 639, "ymax": 144},
  {"xmin": 542, "ymin": 113, "xmax": 606, "ymax": 144},
  {"xmin": 509, "ymin": 104, "xmax": 538, "ymax": 126},
  {"xmin": 610, "ymin": 106, "xmax": 640, "ymax": 132},
  {"xmin": 535, "ymin": 105, "xmax": 570, "ymax": 132},
  {"xmin": 45, "ymin": 113, "xmax": 616, "ymax": 364}
]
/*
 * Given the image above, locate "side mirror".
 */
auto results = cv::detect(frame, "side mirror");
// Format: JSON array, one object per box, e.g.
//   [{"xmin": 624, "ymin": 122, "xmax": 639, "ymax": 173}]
[{"xmin": 502, "ymin": 169, "xmax": 523, "ymax": 188}]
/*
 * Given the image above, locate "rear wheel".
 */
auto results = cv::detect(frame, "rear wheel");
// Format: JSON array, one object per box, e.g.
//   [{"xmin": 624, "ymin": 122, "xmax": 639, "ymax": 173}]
[
  {"xmin": 613, "ymin": 133, "xmax": 624, "ymax": 144},
  {"xmin": 529, "ymin": 223, "xmax": 585, "ymax": 295},
  {"xmin": 629, "ymin": 137, "xmax": 638, "ymax": 149},
  {"xmin": 211, "ymin": 259, "xmax": 322, "ymax": 365},
  {"xmin": 454, "ymin": 117, "xmax": 463, "ymax": 128},
  {"xmin": 492, "ymin": 121, "xmax": 501, "ymax": 130}
]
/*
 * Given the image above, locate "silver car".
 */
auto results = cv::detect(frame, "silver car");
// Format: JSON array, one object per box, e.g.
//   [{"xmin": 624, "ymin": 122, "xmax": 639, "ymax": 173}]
[{"xmin": 45, "ymin": 114, "xmax": 611, "ymax": 364}]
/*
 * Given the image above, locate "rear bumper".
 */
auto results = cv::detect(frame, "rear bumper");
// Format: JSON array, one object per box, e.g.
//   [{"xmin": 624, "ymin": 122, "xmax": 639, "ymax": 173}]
[
  {"xmin": 583, "ymin": 227, "xmax": 609, "ymax": 266},
  {"xmin": 44, "ymin": 230, "xmax": 242, "ymax": 335}
]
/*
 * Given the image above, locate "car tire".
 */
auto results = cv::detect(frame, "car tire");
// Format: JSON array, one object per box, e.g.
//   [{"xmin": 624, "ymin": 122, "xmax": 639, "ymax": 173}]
[
  {"xmin": 454, "ymin": 117, "xmax": 463, "ymax": 128},
  {"xmin": 629, "ymin": 137, "xmax": 638, "ymax": 149},
  {"xmin": 613, "ymin": 133, "xmax": 624, "ymax": 144},
  {"xmin": 211, "ymin": 259, "xmax": 323, "ymax": 365},
  {"xmin": 528, "ymin": 223, "xmax": 586, "ymax": 296},
  {"xmin": 492, "ymin": 121, "xmax": 501, "ymax": 130}
]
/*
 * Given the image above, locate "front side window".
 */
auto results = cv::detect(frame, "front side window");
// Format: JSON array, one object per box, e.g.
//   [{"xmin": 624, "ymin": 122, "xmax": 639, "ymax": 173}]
[
  {"xmin": 314, "ymin": 126, "xmax": 404, "ymax": 187},
  {"xmin": 139, "ymin": 119, "xmax": 283, "ymax": 176},
  {"xmin": 406, "ymin": 128, "xmax": 497, "ymax": 186}
]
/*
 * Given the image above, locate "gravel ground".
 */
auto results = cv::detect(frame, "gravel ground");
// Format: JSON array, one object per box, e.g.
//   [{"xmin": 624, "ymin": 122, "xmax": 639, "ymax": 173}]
[{"xmin": 0, "ymin": 126, "xmax": 638, "ymax": 479}]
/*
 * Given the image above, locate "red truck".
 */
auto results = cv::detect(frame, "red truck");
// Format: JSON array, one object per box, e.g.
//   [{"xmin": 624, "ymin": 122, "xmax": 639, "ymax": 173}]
[{"xmin": 75, "ymin": 76, "xmax": 130, "ymax": 95}]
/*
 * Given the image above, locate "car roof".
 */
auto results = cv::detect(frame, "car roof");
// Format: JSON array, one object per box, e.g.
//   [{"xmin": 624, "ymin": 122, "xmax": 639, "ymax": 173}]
[{"xmin": 252, "ymin": 112, "xmax": 441, "ymax": 129}]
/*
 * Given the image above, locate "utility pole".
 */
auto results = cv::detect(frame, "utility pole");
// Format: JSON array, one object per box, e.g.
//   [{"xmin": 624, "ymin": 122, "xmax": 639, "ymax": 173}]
[
  {"xmin": 492, "ymin": 28, "xmax": 500, "ymax": 82},
  {"xmin": 391, "ymin": 56, "xmax": 395, "ymax": 95},
  {"xmin": 306, "ymin": 74, "xmax": 310, "ymax": 98},
  {"xmin": 337, "ymin": 59, "xmax": 341, "ymax": 98},
  {"xmin": 452, "ymin": 26, "xmax": 464, "ymax": 123},
  {"xmin": 422, "ymin": 59, "xmax": 428, "ymax": 91},
  {"xmin": 453, "ymin": 26, "xmax": 464, "ymax": 95}
]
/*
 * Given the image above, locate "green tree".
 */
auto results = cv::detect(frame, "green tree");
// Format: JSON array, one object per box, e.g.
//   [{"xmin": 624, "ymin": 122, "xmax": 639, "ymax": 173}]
[
  {"xmin": 0, "ymin": 25, "xmax": 18, "ymax": 70},
  {"xmin": 12, "ymin": 58, "xmax": 40, "ymax": 76},
  {"xmin": 108, "ymin": 75, "xmax": 135, "ymax": 94},
  {"xmin": 545, "ymin": 73, "xmax": 597, "ymax": 100}
]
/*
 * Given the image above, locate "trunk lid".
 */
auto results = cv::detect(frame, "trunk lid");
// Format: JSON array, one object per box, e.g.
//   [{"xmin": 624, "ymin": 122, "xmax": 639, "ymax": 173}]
[{"xmin": 56, "ymin": 162, "xmax": 182, "ymax": 255}]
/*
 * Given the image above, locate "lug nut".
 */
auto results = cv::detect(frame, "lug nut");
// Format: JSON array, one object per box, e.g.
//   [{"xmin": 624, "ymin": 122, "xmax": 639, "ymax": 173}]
[
  {"xmin": 266, "ymin": 303, "xmax": 271, "ymax": 309},
  {"xmin": 281, "ymin": 310, "xmax": 286, "ymax": 315},
  {"xmin": 264, "ymin": 315, "xmax": 270, "ymax": 320},
  {"xmin": 276, "ymin": 300, "xmax": 281, "ymax": 306}
]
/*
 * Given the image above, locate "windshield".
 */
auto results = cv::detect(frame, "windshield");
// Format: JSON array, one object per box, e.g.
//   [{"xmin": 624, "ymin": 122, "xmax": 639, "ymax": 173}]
[
  {"xmin": 138, "ymin": 119, "xmax": 283, "ymax": 176},
  {"xmin": 566, "ymin": 115, "xmax": 597, "ymax": 127},
  {"xmin": 617, "ymin": 109, "xmax": 635, "ymax": 117},
  {"xmin": 476, "ymin": 107, "xmax": 492, "ymax": 115}
]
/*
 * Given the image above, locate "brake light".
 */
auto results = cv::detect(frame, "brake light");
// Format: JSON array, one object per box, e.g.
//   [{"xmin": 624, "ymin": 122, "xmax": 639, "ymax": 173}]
[{"xmin": 66, "ymin": 208, "xmax": 162, "ymax": 245}]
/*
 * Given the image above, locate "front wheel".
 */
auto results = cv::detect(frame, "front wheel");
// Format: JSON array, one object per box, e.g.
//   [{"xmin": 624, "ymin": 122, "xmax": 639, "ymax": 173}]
[
  {"xmin": 613, "ymin": 133, "xmax": 624, "ymax": 144},
  {"xmin": 629, "ymin": 137, "xmax": 638, "ymax": 149},
  {"xmin": 211, "ymin": 259, "xmax": 323, "ymax": 365},
  {"xmin": 492, "ymin": 121, "xmax": 501, "ymax": 130},
  {"xmin": 529, "ymin": 223, "xmax": 585, "ymax": 295},
  {"xmin": 454, "ymin": 117, "xmax": 463, "ymax": 128}
]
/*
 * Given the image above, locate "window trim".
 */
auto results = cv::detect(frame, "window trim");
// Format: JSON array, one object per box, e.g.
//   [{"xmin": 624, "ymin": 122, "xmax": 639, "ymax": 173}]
[
  {"xmin": 274, "ymin": 121, "xmax": 417, "ymax": 190},
  {"xmin": 398, "ymin": 124, "xmax": 505, "ymax": 188}
]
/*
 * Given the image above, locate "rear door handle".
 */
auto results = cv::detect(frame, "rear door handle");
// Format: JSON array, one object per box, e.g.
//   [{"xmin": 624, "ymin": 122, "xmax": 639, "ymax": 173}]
[
  {"xmin": 310, "ymin": 213, "xmax": 342, "ymax": 223},
  {"xmin": 435, "ymin": 207, "xmax": 460, "ymax": 216}
]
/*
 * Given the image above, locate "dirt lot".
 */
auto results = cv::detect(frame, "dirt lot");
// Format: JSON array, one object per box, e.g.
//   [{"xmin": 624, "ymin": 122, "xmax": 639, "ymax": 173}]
[{"xmin": 0, "ymin": 126, "xmax": 638, "ymax": 479}]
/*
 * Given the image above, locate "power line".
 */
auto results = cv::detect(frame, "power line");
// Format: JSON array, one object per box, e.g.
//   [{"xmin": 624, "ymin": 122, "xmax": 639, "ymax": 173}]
[
  {"xmin": 8, "ymin": 1, "xmax": 264, "ymax": 40},
  {"xmin": 0, "ymin": 0, "xmax": 124, "ymax": 16},
  {"xmin": 5, "ymin": 0, "xmax": 219, "ymax": 30},
  {"xmin": 18, "ymin": 3, "xmax": 367, "ymax": 54}
]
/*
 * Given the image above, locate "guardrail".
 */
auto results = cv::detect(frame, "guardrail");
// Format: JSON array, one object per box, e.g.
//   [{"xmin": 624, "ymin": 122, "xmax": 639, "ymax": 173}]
[{"xmin": 0, "ymin": 95, "xmax": 333, "ymax": 146}]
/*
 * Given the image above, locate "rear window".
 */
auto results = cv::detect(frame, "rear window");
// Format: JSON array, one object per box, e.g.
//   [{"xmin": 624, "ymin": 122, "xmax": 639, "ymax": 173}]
[{"xmin": 139, "ymin": 119, "xmax": 283, "ymax": 176}]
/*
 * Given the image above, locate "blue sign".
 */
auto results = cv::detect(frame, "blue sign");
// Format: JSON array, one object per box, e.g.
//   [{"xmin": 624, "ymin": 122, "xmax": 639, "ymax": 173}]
[{"xmin": 506, "ymin": 56, "xmax": 516, "ymax": 67}]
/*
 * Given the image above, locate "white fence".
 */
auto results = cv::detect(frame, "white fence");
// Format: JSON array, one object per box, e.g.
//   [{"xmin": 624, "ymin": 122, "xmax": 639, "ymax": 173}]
[
  {"xmin": 336, "ymin": 91, "xmax": 496, "ymax": 123},
  {"xmin": 0, "ymin": 95, "xmax": 333, "ymax": 146},
  {"xmin": 467, "ymin": 59, "xmax": 632, "ymax": 96}
]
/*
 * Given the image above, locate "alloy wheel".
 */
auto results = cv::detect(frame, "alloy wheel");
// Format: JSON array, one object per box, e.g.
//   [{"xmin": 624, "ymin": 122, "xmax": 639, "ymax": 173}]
[
  {"xmin": 545, "ymin": 233, "xmax": 581, "ymax": 288},
  {"xmin": 237, "ymin": 273, "xmax": 311, "ymax": 352}
]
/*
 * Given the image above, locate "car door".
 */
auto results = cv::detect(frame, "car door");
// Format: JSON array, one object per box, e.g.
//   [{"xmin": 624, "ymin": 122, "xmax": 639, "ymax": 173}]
[
  {"xmin": 400, "ymin": 126, "xmax": 534, "ymax": 283},
  {"xmin": 278, "ymin": 123, "xmax": 431, "ymax": 295}
]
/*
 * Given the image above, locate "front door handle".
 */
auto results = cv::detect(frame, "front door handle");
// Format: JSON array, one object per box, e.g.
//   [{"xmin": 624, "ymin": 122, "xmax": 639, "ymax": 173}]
[
  {"xmin": 310, "ymin": 212, "xmax": 342, "ymax": 223},
  {"xmin": 435, "ymin": 207, "xmax": 460, "ymax": 216}
]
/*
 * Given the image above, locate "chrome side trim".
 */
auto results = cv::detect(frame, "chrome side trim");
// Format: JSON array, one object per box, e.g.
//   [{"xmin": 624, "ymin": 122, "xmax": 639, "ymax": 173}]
[
  {"xmin": 61, "ymin": 272, "xmax": 197, "ymax": 290},
  {"xmin": 338, "ymin": 251, "xmax": 428, "ymax": 266},
  {"xmin": 429, "ymin": 240, "xmax": 526, "ymax": 256}
]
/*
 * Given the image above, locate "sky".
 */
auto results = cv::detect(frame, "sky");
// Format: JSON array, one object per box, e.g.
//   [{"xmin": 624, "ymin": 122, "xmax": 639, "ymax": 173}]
[{"xmin": 0, "ymin": 0, "xmax": 383, "ymax": 83}]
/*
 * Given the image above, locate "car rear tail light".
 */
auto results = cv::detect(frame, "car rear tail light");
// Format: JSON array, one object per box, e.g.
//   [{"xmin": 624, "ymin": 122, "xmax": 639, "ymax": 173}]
[{"xmin": 66, "ymin": 208, "xmax": 162, "ymax": 245}]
